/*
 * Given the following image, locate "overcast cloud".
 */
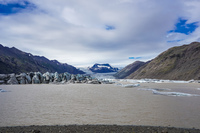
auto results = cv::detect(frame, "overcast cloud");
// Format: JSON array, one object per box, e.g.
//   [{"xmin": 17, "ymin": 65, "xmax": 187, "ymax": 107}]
[{"xmin": 0, "ymin": 0, "xmax": 200, "ymax": 67}]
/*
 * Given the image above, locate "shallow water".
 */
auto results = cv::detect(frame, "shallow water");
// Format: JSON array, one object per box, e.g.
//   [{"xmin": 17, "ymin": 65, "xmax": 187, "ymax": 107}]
[{"xmin": 0, "ymin": 83, "xmax": 200, "ymax": 129}]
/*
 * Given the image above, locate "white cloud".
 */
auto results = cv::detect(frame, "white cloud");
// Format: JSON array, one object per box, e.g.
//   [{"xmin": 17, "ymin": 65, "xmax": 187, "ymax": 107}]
[{"xmin": 0, "ymin": 0, "xmax": 200, "ymax": 67}]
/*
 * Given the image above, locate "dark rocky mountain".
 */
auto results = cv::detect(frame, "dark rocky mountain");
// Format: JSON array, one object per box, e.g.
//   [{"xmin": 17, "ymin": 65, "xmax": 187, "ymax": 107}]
[
  {"xmin": 114, "ymin": 61, "xmax": 147, "ymax": 79},
  {"xmin": 89, "ymin": 63, "xmax": 119, "ymax": 73},
  {"xmin": 127, "ymin": 42, "xmax": 200, "ymax": 80},
  {"xmin": 0, "ymin": 44, "xmax": 84, "ymax": 74}
]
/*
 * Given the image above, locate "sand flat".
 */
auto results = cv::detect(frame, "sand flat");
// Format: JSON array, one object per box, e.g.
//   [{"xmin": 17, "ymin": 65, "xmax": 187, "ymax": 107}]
[{"xmin": 0, "ymin": 83, "xmax": 200, "ymax": 129}]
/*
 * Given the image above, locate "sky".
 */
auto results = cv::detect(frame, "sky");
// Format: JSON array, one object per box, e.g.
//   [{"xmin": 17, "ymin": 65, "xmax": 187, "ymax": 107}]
[{"xmin": 0, "ymin": 0, "xmax": 200, "ymax": 67}]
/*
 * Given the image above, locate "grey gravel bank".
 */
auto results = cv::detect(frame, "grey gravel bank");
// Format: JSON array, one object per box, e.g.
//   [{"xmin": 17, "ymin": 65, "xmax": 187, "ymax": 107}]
[{"xmin": 0, "ymin": 125, "xmax": 200, "ymax": 133}]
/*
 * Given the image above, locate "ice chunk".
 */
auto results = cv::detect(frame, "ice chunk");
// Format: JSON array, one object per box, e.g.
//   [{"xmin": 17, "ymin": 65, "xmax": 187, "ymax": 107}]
[
  {"xmin": 0, "ymin": 88, "xmax": 9, "ymax": 92},
  {"xmin": 138, "ymin": 88, "xmax": 171, "ymax": 91},
  {"xmin": 152, "ymin": 91, "xmax": 200, "ymax": 97},
  {"xmin": 138, "ymin": 88, "xmax": 199, "ymax": 97},
  {"xmin": 123, "ymin": 84, "xmax": 140, "ymax": 88}
]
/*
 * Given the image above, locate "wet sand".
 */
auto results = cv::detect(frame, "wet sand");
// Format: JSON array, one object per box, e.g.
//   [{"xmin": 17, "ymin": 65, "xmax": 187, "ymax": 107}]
[{"xmin": 0, "ymin": 83, "xmax": 200, "ymax": 132}]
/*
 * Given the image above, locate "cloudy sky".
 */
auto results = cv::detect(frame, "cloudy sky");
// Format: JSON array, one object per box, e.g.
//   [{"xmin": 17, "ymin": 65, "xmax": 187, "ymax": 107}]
[{"xmin": 0, "ymin": 0, "xmax": 200, "ymax": 67}]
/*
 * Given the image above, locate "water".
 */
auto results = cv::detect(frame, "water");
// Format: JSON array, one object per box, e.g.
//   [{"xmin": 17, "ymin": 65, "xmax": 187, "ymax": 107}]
[{"xmin": 0, "ymin": 83, "xmax": 200, "ymax": 129}]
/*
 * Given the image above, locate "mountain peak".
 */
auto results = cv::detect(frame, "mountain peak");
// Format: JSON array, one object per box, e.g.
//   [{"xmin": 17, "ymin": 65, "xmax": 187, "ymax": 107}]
[{"xmin": 89, "ymin": 63, "xmax": 119, "ymax": 73}]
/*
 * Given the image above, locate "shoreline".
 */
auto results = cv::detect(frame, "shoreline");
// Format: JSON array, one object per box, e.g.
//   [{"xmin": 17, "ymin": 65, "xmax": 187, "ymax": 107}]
[{"xmin": 0, "ymin": 125, "xmax": 200, "ymax": 133}]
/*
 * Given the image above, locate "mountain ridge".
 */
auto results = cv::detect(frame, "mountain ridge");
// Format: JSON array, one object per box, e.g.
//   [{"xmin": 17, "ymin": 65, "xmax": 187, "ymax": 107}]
[
  {"xmin": 126, "ymin": 42, "xmax": 200, "ymax": 80},
  {"xmin": 114, "ymin": 61, "xmax": 147, "ymax": 79},
  {"xmin": 0, "ymin": 44, "xmax": 84, "ymax": 74}
]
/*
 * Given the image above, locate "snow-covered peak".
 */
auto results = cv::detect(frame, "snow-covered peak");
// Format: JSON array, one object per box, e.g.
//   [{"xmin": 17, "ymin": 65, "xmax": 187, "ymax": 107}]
[{"xmin": 89, "ymin": 63, "xmax": 119, "ymax": 73}]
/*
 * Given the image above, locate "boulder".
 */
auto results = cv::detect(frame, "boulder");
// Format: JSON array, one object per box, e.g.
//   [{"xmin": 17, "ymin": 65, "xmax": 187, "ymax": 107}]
[
  {"xmin": 43, "ymin": 72, "xmax": 51, "ymax": 83},
  {"xmin": 16, "ymin": 73, "xmax": 27, "ymax": 84},
  {"xmin": 85, "ymin": 75, "xmax": 92, "ymax": 81},
  {"xmin": 60, "ymin": 73, "xmax": 65, "ymax": 81},
  {"xmin": 71, "ymin": 74, "xmax": 76, "ymax": 81},
  {"xmin": 63, "ymin": 72, "xmax": 71, "ymax": 81},
  {"xmin": 0, "ymin": 74, "xmax": 9, "ymax": 84},
  {"xmin": 68, "ymin": 80, "xmax": 75, "ymax": 84},
  {"xmin": 50, "ymin": 73, "xmax": 55, "ymax": 82},
  {"xmin": 87, "ymin": 79, "xmax": 101, "ymax": 84},
  {"xmin": 61, "ymin": 80, "xmax": 67, "ymax": 84},
  {"xmin": 32, "ymin": 74, "xmax": 40, "ymax": 84},
  {"xmin": 0, "ymin": 80, "xmax": 5, "ymax": 84},
  {"xmin": 36, "ymin": 72, "xmax": 43, "ymax": 83},
  {"xmin": 26, "ymin": 74, "xmax": 32, "ymax": 84},
  {"xmin": 53, "ymin": 72, "xmax": 61, "ymax": 82},
  {"xmin": 76, "ymin": 74, "xmax": 85, "ymax": 81},
  {"xmin": 28, "ymin": 72, "xmax": 35, "ymax": 79},
  {"xmin": 81, "ymin": 80, "xmax": 87, "ymax": 83},
  {"xmin": 0, "ymin": 74, "xmax": 8, "ymax": 80},
  {"xmin": 75, "ymin": 80, "xmax": 82, "ymax": 83},
  {"xmin": 7, "ymin": 74, "xmax": 19, "ymax": 84}
]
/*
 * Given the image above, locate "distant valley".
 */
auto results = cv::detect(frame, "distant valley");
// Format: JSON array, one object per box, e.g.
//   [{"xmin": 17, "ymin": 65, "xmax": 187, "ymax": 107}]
[{"xmin": 79, "ymin": 63, "xmax": 120, "ymax": 79}]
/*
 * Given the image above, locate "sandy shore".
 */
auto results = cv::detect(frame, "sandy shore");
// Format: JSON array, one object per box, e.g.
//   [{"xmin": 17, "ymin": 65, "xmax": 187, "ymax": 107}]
[
  {"xmin": 1, "ymin": 83, "xmax": 200, "ymax": 131},
  {"xmin": 0, "ymin": 125, "xmax": 200, "ymax": 133}
]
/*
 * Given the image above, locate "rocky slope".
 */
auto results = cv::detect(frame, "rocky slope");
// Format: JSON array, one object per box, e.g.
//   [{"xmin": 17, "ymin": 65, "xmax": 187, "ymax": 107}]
[
  {"xmin": 114, "ymin": 61, "xmax": 147, "ymax": 79},
  {"xmin": 89, "ymin": 63, "xmax": 119, "ymax": 73},
  {"xmin": 127, "ymin": 42, "xmax": 200, "ymax": 80},
  {"xmin": 0, "ymin": 44, "xmax": 84, "ymax": 74}
]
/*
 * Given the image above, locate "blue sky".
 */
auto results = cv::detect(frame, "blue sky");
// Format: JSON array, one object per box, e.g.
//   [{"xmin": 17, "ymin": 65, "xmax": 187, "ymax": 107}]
[
  {"xmin": 0, "ymin": 0, "xmax": 200, "ymax": 67},
  {"xmin": 105, "ymin": 25, "xmax": 115, "ymax": 30},
  {"xmin": 0, "ymin": 1, "xmax": 35, "ymax": 15},
  {"xmin": 167, "ymin": 18, "xmax": 199, "ymax": 43},
  {"xmin": 169, "ymin": 18, "xmax": 198, "ymax": 35}
]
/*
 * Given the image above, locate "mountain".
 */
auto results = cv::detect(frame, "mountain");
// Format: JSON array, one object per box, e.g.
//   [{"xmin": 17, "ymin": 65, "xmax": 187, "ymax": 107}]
[
  {"xmin": 114, "ymin": 61, "xmax": 147, "ymax": 79},
  {"xmin": 0, "ymin": 44, "xmax": 84, "ymax": 74},
  {"xmin": 89, "ymin": 63, "xmax": 119, "ymax": 73},
  {"xmin": 127, "ymin": 42, "xmax": 200, "ymax": 80}
]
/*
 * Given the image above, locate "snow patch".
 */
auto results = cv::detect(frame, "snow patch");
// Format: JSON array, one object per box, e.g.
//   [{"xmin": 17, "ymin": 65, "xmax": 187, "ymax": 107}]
[{"xmin": 97, "ymin": 65, "xmax": 111, "ymax": 69}]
